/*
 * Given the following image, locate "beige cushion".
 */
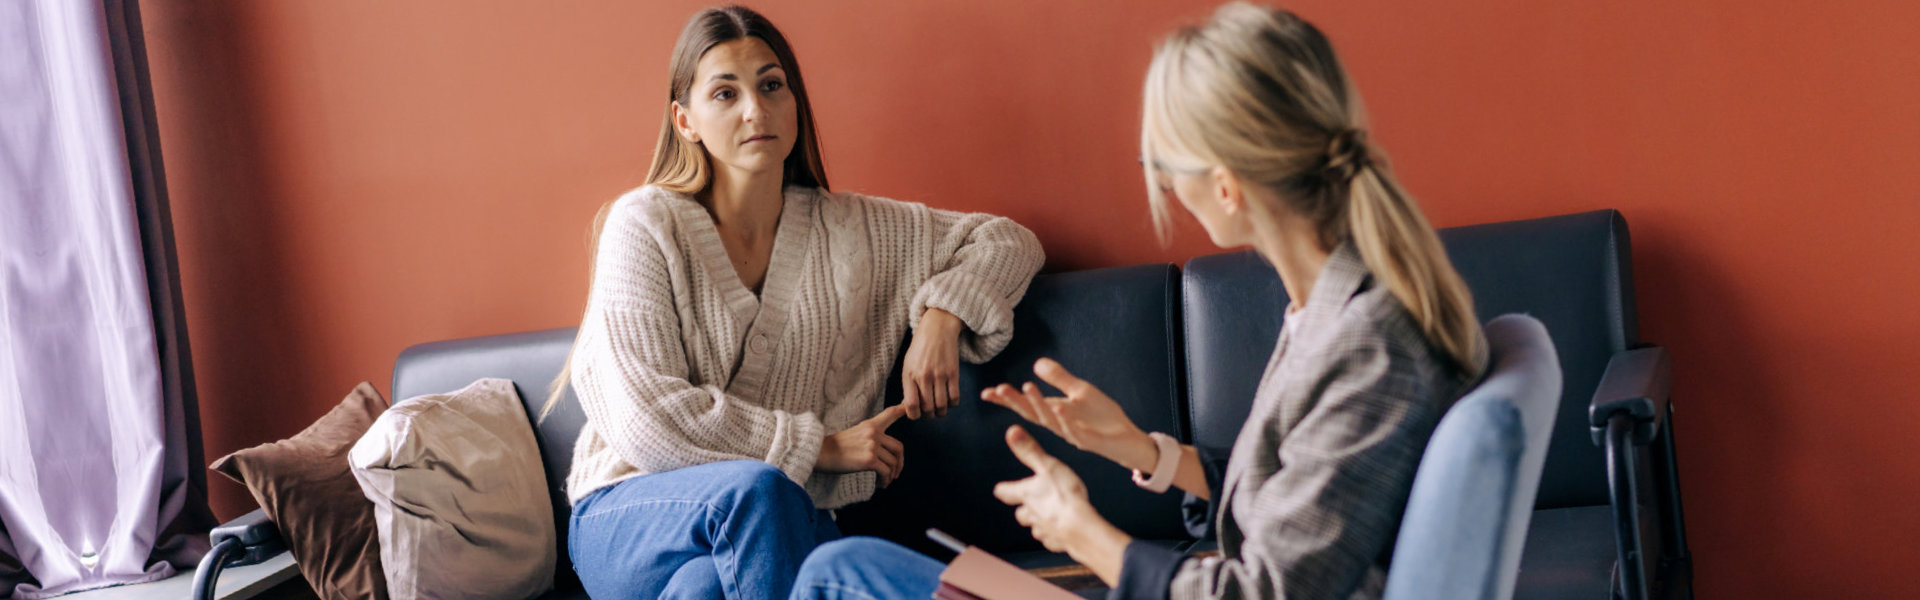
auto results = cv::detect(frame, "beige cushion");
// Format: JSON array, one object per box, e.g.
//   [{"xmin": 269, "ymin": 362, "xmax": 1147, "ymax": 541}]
[{"xmin": 349, "ymin": 378, "xmax": 555, "ymax": 600}]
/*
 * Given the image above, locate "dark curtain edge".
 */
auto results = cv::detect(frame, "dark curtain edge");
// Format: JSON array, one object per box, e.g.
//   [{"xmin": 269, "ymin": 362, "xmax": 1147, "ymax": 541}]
[
  {"xmin": 103, "ymin": 0, "xmax": 219, "ymax": 568},
  {"xmin": 0, "ymin": 510, "xmax": 28, "ymax": 593}
]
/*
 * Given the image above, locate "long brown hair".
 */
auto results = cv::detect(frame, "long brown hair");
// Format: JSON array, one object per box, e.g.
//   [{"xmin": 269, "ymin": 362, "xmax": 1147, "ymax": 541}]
[
  {"xmin": 1141, "ymin": 2, "xmax": 1486, "ymax": 377},
  {"xmin": 544, "ymin": 5, "xmax": 831, "ymax": 419}
]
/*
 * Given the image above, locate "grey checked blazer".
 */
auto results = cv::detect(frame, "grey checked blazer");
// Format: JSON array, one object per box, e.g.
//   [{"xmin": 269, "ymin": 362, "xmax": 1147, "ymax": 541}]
[{"xmin": 1169, "ymin": 242, "xmax": 1484, "ymax": 600}]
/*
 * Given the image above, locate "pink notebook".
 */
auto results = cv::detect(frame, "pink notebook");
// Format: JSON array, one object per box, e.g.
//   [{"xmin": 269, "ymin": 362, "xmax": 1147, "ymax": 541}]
[{"xmin": 930, "ymin": 529, "xmax": 1081, "ymax": 600}]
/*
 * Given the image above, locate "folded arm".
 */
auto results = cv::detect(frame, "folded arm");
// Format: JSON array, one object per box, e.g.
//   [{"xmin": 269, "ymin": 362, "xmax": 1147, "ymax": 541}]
[{"xmin": 909, "ymin": 207, "xmax": 1045, "ymax": 362}]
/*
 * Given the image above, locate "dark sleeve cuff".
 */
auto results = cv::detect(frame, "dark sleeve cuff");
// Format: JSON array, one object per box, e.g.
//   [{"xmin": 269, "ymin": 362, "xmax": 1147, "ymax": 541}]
[
  {"xmin": 1108, "ymin": 540, "xmax": 1187, "ymax": 600},
  {"xmin": 1179, "ymin": 444, "xmax": 1232, "ymax": 540}
]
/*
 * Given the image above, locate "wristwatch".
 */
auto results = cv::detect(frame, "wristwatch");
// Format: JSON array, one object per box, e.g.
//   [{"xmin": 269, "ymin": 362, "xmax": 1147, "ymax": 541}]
[{"xmin": 1130, "ymin": 432, "xmax": 1181, "ymax": 493}]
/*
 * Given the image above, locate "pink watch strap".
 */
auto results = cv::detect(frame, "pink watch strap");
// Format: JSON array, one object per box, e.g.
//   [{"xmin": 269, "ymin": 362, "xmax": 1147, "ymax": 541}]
[{"xmin": 1130, "ymin": 432, "xmax": 1181, "ymax": 493}]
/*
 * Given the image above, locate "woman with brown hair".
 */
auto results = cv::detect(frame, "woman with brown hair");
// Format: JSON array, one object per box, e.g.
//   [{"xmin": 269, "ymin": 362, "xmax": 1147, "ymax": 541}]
[
  {"xmin": 789, "ymin": 3, "xmax": 1485, "ymax": 599},
  {"xmin": 553, "ymin": 5, "xmax": 1044, "ymax": 598}
]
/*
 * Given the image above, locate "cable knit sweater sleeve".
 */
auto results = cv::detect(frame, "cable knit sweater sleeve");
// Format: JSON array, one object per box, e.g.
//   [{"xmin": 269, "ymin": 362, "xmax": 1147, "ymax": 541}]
[
  {"xmin": 569, "ymin": 196, "xmax": 825, "ymax": 484},
  {"xmin": 865, "ymin": 197, "xmax": 1044, "ymax": 363}
]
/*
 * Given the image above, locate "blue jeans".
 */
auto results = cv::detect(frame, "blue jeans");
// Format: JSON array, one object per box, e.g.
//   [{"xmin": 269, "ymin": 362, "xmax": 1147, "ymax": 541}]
[
  {"xmin": 570, "ymin": 460, "xmax": 840, "ymax": 599},
  {"xmin": 789, "ymin": 537, "xmax": 944, "ymax": 600}
]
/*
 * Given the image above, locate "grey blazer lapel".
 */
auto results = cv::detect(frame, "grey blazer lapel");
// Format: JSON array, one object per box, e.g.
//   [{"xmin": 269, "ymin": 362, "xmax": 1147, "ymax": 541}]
[
  {"xmin": 1212, "ymin": 243, "xmax": 1372, "ymax": 539},
  {"xmin": 1269, "ymin": 243, "xmax": 1371, "ymax": 440}
]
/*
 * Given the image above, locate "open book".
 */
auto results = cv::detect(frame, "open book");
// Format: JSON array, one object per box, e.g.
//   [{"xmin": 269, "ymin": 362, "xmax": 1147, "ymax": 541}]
[{"xmin": 929, "ymin": 529, "xmax": 1082, "ymax": 600}]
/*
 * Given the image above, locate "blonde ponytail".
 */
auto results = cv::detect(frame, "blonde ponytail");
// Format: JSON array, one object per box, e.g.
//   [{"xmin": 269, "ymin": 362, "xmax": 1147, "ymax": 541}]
[
  {"xmin": 1347, "ymin": 163, "xmax": 1487, "ymax": 377},
  {"xmin": 1141, "ymin": 2, "xmax": 1486, "ymax": 377}
]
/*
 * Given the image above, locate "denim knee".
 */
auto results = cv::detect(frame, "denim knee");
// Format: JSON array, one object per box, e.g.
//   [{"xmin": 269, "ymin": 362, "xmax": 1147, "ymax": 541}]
[
  {"xmin": 733, "ymin": 460, "xmax": 797, "ymax": 492},
  {"xmin": 800, "ymin": 538, "xmax": 893, "ymax": 578},
  {"xmin": 792, "ymin": 537, "xmax": 942, "ymax": 600},
  {"xmin": 793, "ymin": 537, "xmax": 861, "ymax": 591},
  {"xmin": 712, "ymin": 460, "xmax": 812, "ymax": 514}
]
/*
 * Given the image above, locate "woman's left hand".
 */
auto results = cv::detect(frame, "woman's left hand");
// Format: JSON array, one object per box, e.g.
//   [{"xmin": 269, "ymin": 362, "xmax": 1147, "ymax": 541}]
[
  {"xmin": 995, "ymin": 425, "xmax": 1131, "ymax": 579},
  {"xmin": 902, "ymin": 308, "xmax": 963, "ymax": 419},
  {"xmin": 982, "ymin": 359, "xmax": 1159, "ymax": 473}
]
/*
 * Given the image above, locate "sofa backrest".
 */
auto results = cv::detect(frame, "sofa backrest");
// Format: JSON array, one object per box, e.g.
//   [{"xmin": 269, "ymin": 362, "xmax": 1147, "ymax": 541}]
[
  {"xmin": 1442, "ymin": 210, "xmax": 1637, "ymax": 508},
  {"xmin": 1180, "ymin": 247, "xmax": 1288, "ymax": 463},
  {"xmin": 1182, "ymin": 210, "xmax": 1636, "ymax": 510},
  {"xmin": 392, "ymin": 327, "xmax": 583, "ymax": 589},
  {"xmin": 835, "ymin": 264, "xmax": 1193, "ymax": 556}
]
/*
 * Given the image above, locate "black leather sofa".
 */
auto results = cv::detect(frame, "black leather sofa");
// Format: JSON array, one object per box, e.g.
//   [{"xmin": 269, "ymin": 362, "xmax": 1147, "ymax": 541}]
[{"xmin": 346, "ymin": 209, "xmax": 1689, "ymax": 599}]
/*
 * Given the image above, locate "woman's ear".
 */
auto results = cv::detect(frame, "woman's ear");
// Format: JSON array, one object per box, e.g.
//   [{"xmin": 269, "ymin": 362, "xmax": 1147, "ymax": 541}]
[
  {"xmin": 672, "ymin": 102, "xmax": 701, "ymax": 144},
  {"xmin": 1210, "ymin": 166, "xmax": 1245, "ymax": 217}
]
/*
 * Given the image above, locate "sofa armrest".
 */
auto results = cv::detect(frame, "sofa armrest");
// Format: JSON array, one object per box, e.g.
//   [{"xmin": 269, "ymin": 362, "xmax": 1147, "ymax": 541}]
[
  {"xmin": 1588, "ymin": 347, "xmax": 1671, "ymax": 447},
  {"xmin": 193, "ymin": 509, "xmax": 288, "ymax": 600},
  {"xmin": 209, "ymin": 509, "xmax": 281, "ymax": 553},
  {"xmin": 1585, "ymin": 346, "xmax": 1673, "ymax": 600}
]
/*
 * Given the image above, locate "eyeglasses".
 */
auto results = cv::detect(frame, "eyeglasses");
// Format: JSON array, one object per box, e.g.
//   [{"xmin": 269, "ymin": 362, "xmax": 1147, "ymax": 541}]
[
  {"xmin": 1137, "ymin": 157, "xmax": 1210, "ymax": 174},
  {"xmin": 1138, "ymin": 157, "xmax": 1209, "ymax": 194}
]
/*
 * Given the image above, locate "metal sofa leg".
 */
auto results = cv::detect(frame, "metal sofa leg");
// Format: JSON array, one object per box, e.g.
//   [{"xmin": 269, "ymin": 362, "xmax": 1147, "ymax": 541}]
[
  {"xmin": 1605, "ymin": 414, "xmax": 1649, "ymax": 600},
  {"xmin": 1651, "ymin": 413, "xmax": 1693, "ymax": 599}
]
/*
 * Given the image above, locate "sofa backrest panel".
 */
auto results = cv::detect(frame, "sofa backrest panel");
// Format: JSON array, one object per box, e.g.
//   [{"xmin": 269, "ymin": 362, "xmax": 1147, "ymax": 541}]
[
  {"xmin": 1438, "ymin": 209, "xmax": 1636, "ymax": 508},
  {"xmin": 1180, "ymin": 251, "xmax": 1290, "ymax": 462},
  {"xmin": 836, "ymin": 264, "xmax": 1193, "ymax": 555},
  {"xmin": 1180, "ymin": 210, "xmax": 1636, "ymax": 511},
  {"xmin": 392, "ymin": 326, "xmax": 583, "ymax": 588}
]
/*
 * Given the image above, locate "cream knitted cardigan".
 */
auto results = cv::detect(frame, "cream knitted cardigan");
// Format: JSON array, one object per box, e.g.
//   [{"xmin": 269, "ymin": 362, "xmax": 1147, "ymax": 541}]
[{"xmin": 566, "ymin": 184, "xmax": 1044, "ymax": 509}]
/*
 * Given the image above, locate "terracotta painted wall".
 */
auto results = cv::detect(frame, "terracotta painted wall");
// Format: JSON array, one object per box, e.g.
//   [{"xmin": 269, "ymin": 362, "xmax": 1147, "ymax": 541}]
[{"xmin": 137, "ymin": 1, "xmax": 1920, "ymax": 597}]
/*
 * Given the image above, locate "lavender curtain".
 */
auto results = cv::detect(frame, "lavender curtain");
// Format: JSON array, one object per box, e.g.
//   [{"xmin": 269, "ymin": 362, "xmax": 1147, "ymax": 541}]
[{"xmin": 0, "ymin": 0, "xmax": 212, "ymax": 597}]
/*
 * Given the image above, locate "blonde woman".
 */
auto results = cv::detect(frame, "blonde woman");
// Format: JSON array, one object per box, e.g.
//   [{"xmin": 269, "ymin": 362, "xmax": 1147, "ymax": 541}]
[
  {"xmin": 555, "ymin": 5, "xmax": 1044, "ymax": 598},
  {"xmin": 789, "ymin": 3, "xmax": 1486, "ymax": 599}
]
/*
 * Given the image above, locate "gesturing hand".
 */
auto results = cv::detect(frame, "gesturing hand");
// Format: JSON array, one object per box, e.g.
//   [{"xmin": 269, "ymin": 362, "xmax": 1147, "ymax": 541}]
[
  {"xmin": 818, "ymin": 405, "xmax": 909, "ymax": 487},
  {"xmin": 981, "ymin": 358, "xmax": 1159, "ymax": 473},
  {"xmin": 993, "ymin": 426, "xmax": 1125, "ymax": 557},
  {"xmin": 902, "ymin": 308, "xmax": 964, "ymax": 419}
]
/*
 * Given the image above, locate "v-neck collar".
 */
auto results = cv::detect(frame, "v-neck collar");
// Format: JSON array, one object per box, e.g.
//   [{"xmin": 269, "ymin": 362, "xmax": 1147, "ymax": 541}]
[
  {"xmin": 678, "ymin": 186, "xmax": 817, "ymax": 324},
  {"xmin": 674, "ymin": 186, "xmax": 818, "ymax": 398}
]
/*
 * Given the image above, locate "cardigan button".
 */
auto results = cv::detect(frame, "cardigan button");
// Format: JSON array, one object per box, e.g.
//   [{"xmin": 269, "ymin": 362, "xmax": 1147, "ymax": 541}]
[{"xmin": 749, "ymin": 333, "xmax": 769, "ymax": 354}]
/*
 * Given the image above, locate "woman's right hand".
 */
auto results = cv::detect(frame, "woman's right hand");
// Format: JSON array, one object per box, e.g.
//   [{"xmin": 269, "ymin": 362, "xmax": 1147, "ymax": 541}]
[
  {"xmin": 817, "ymin": 405, "xmax": 909, "ymax": 486},
  {"xmin": 981, "ymin": 358, "xmax": 1160, "ymax": 473}
]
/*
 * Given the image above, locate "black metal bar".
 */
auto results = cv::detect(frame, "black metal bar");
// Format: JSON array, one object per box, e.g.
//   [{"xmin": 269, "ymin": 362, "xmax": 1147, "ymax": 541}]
[
  {"xmin": 1654, "ymin": 407, "xmax": 1691, "ymax": 564},
  {"xmin": 189, "ymin": 538, "xmax": 241, "ymax": 600},
  {"xmin": 1606, "ymin": 414, "xmax": 1649, "ymax": 600}
]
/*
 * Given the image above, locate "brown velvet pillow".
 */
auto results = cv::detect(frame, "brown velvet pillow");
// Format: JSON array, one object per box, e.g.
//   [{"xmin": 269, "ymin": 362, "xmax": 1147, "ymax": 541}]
[{"xmin": 211, "ymin": 382, "xmax": 389, "ymax": 600}]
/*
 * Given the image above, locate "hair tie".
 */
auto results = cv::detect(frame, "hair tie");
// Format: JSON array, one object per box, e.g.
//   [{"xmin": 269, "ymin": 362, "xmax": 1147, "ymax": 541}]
[{"xmin": 1321, "ymin": 128, "xmax": 1371, "ymax": 183}]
